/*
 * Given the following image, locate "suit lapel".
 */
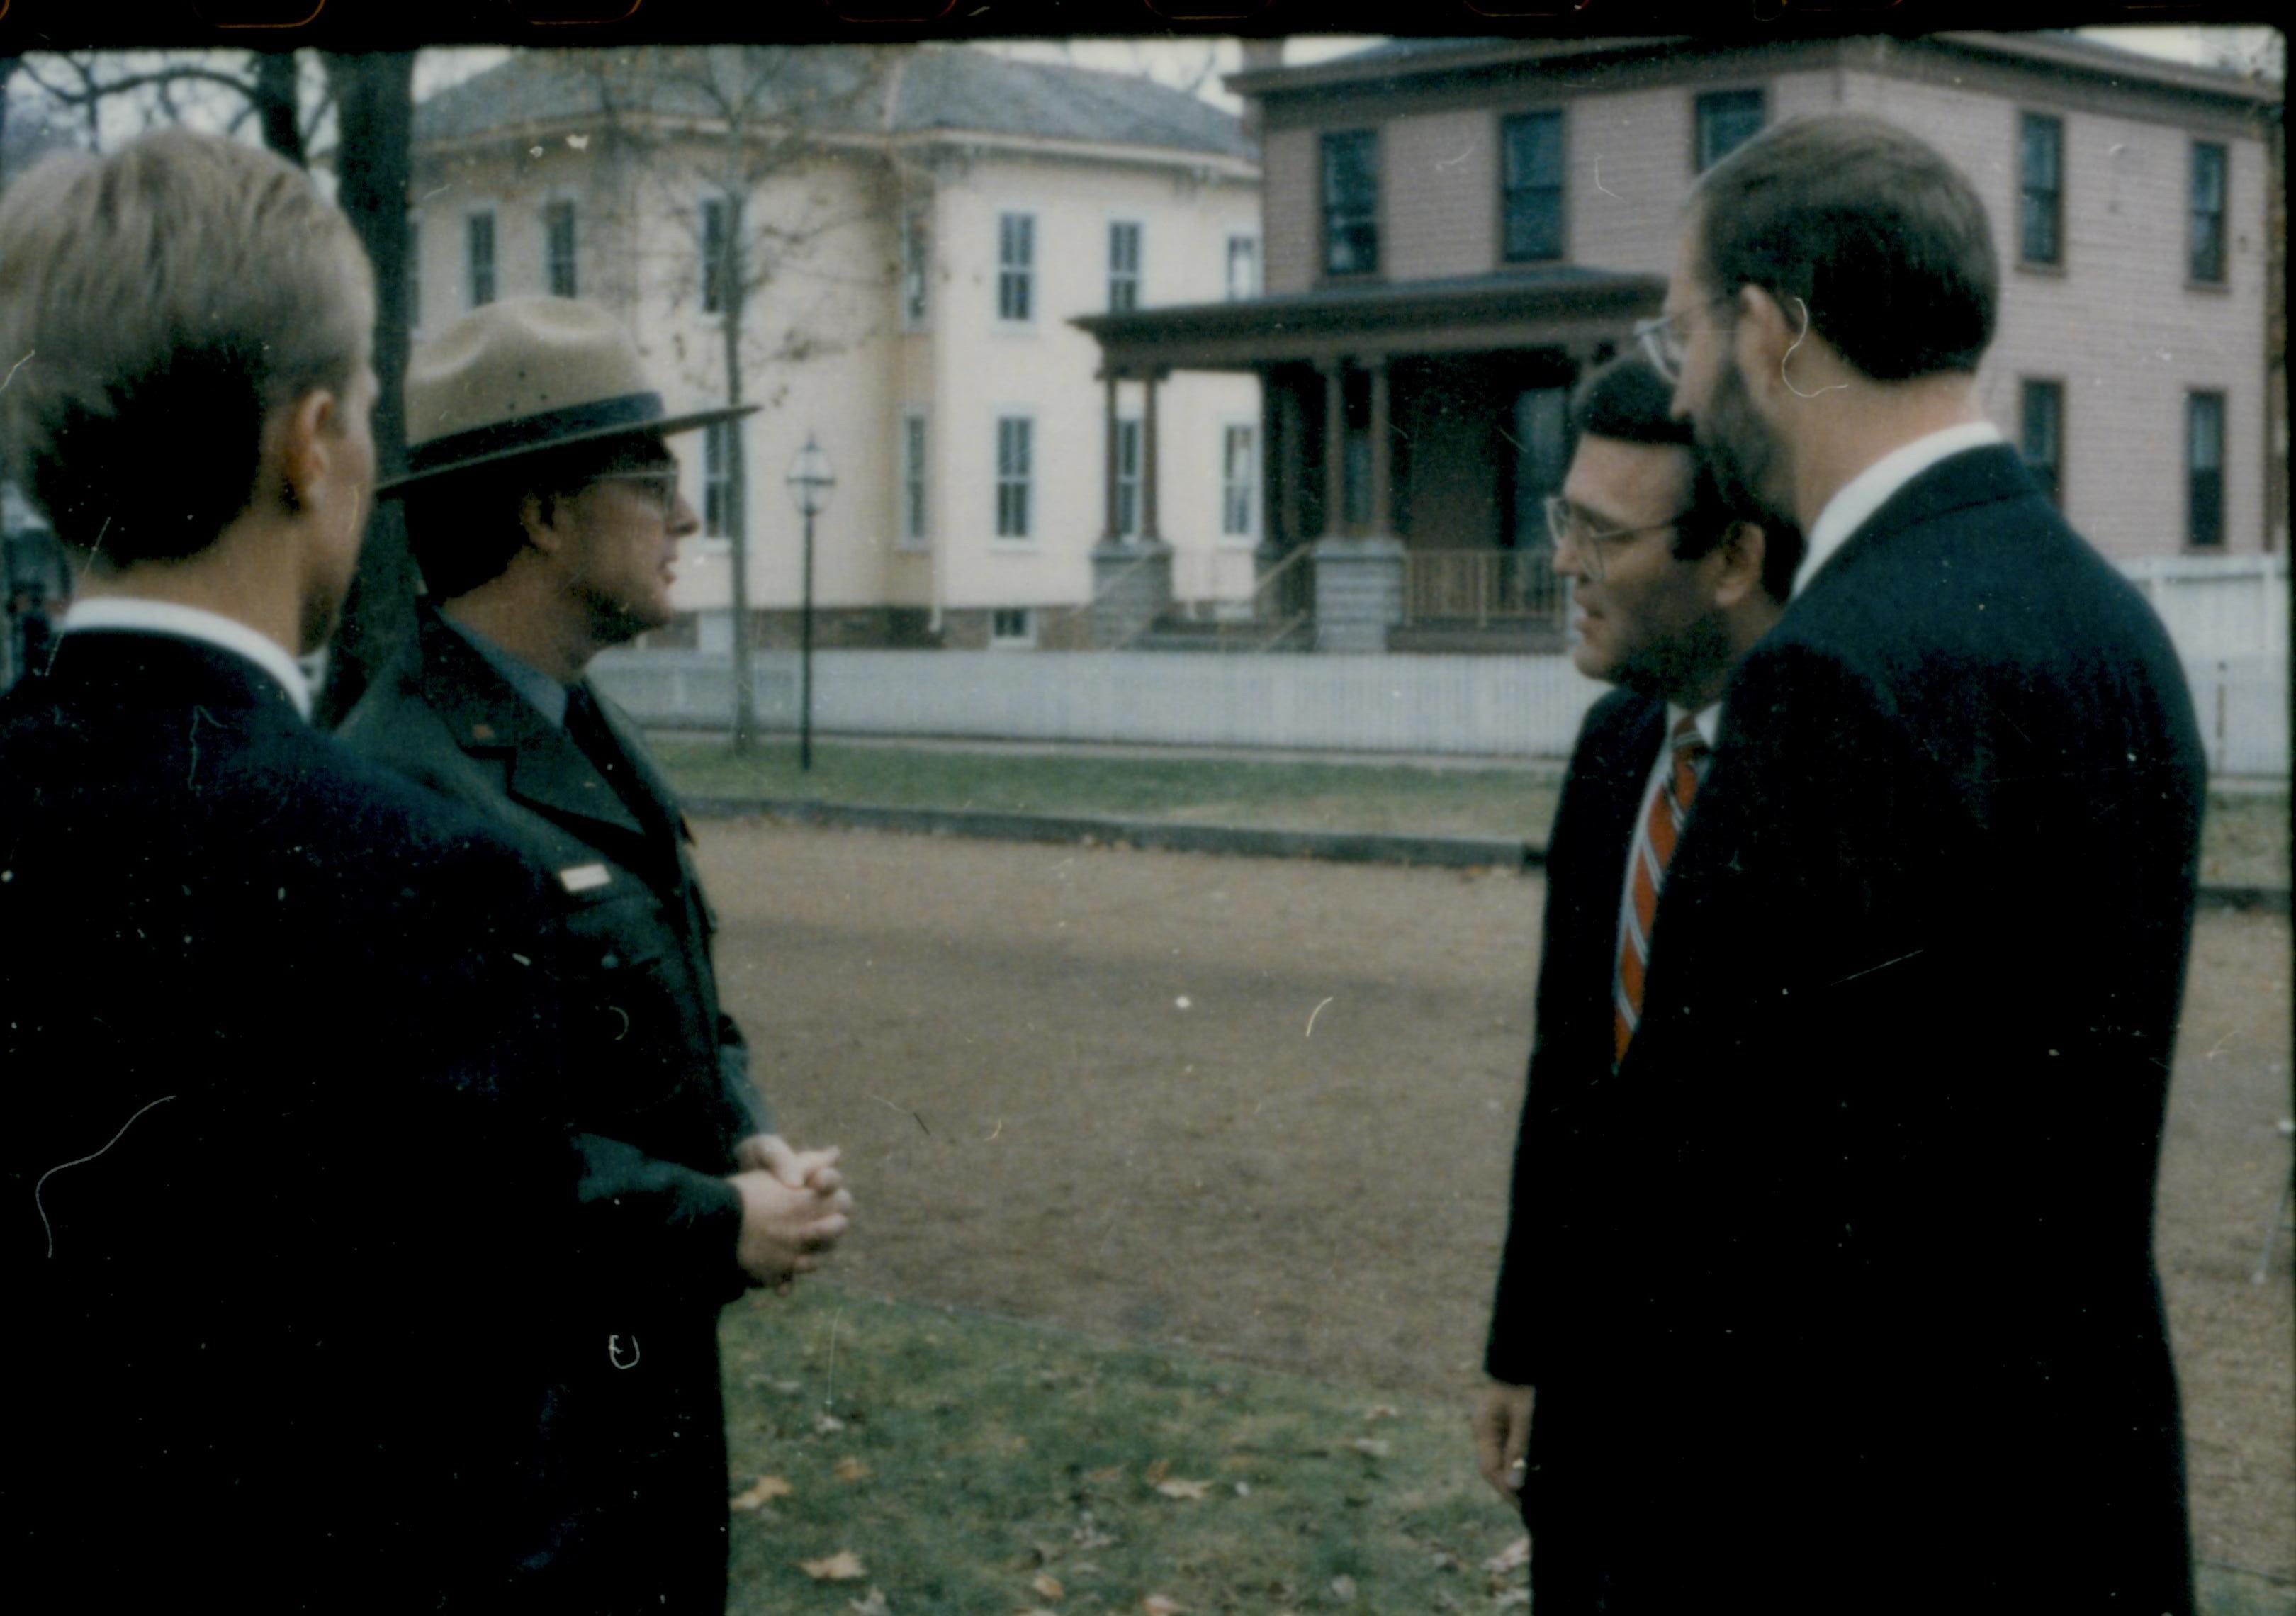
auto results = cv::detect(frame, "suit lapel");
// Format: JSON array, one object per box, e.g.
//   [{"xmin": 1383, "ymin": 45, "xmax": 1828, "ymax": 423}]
[
  {"xmin": 588, "ymin": 685, "xmax": 687, "ymax": 838},
  {"xmin": 414, "ymin": 611, "xmax": 652, "ymax": 848}
]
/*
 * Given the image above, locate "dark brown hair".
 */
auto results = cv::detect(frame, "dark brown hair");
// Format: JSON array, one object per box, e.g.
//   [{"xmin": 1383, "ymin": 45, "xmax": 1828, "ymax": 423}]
[{"xmin": 1692, "ymin": 113, "xmax": 1997, "ymax": 382}]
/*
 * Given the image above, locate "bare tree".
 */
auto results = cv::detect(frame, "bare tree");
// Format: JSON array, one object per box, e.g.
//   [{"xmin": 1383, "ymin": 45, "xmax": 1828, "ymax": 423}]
[
  {"xmin": 13, "ymin": 50, "xmax": 332, "ymax": 162},
  {"xmin": 580, "ymin": 44, "xmax": 908, "ymax": 754}
]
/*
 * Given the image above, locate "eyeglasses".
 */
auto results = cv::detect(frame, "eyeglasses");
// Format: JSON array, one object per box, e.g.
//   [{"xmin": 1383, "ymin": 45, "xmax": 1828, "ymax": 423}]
[
  {"xmin": 1631, "ymin": 291, "xmax": 1735, "ymax": 384},
  {"xmin": 1543, "ymin": 495, "xmax": 1689, "ymax": 581},
  {"xmin": 593, "ymin": 468, "xmax": 682, "ymax": 519}
]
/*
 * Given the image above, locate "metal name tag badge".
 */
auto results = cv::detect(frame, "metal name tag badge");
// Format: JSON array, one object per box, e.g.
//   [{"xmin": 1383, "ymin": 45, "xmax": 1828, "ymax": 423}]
[{"xmin": 559, "ymin": 863, "xmax": 612, "ymax": 894}]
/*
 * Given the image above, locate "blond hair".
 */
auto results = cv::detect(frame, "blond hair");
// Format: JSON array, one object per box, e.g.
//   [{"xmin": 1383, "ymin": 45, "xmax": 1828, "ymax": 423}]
[{"xmin": 0, "ymin": 129, "xmax": 373, "ymax": 564}]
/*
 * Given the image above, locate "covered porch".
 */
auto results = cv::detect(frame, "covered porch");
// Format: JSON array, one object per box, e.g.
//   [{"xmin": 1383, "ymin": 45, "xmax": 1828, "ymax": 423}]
[{"xmin": 1074, "ymin": 265, "xmax": 1665, "ymax": 653}]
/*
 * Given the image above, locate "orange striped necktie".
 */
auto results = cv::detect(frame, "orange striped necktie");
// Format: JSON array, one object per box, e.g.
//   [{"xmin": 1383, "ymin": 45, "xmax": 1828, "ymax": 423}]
[{"xmin": 1614, "ymin": 713, "xmax": 1711, "ymax": 1065}]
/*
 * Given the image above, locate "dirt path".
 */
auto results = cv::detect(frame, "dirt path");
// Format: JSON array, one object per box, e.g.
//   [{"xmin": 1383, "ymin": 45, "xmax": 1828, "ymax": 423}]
[{"xmin": 698, "ymin": 820, "xmax": 2295, "ymax": 1581}]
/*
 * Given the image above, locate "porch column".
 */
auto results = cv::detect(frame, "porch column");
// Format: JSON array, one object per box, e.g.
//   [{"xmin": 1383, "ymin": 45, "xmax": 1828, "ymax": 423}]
[
  {"xmin": 1142, "ymin": 366, "xmax": 1163, "ymax": 542},
  {"xmin": 1101, "ymin": 369, "xmax": 1120, "ymax": 542},
  {"xmin": 1318, "ymin": 357, "xmax": 1346, "ymax": 538},
  {"xmin": 1310, "ymin": 352, "xmax": 1405, "ymax": 656},
  {"xmin": 1256, "ymin": 372, "xmax": 1283, "ymax": 563},
  {"xmin": 1088, "ymin": 364, "xmax": 1171, "ymax": 647},
  {"xmin": 1366, "ymin": 354, "xmax": 1392, "ymax": 536}
]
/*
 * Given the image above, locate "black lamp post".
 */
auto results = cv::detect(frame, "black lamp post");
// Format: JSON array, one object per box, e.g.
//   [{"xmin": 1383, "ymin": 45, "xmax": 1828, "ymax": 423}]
[{"xmin": 784, "ymin": 434, "xmax": 835, "ymax": 772}]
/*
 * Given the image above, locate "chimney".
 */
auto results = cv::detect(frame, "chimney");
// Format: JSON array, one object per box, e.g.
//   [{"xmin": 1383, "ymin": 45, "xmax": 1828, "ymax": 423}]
[{"xmin": 1236, "ymin": 39, "xmax": 1284, "ymax": 147}]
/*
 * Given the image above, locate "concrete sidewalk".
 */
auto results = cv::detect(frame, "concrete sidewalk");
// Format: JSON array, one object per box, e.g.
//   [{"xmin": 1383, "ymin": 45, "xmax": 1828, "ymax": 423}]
[{"xmin": 681, "ymin": 791, "xmax": 2289, "ymax": 914}]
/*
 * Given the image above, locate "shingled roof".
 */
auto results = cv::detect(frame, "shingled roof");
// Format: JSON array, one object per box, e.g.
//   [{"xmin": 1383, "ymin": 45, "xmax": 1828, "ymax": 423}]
[{"xmin": 415, "ymin": 45, "xmax": 1254, "ymax": 162}]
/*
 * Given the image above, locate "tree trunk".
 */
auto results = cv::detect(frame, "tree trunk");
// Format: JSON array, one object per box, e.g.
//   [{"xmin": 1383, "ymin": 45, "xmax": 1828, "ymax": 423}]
[
  {"xmin": 1, "ymin": 57, "xmax": 19, "ymax": 181},
  {"xmin": 724, "ymin": 187, "xmax": 756, "ymax": 756},
  {"xmin": 313, "ymin": 50, "xmax": 417, "ymax": 728},
  {"xmin": 252, "ymin": 52, "xmax": 304, "ymax": 167}
]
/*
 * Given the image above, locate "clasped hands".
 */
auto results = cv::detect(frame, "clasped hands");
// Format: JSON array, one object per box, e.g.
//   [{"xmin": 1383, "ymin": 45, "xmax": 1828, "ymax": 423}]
[{"xmin": 727, "ymin": 1133, "xmax": 852, "ymax": 1289}]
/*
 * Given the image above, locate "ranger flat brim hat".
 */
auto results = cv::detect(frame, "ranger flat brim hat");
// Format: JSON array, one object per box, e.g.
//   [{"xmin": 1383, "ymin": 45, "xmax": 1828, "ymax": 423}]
[{"xmin": 378, "ymin": 296, "xmax": 758, "ymax": 495}]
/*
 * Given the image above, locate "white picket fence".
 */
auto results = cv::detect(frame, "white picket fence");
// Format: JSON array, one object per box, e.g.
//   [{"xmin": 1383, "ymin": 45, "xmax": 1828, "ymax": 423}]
[
  {"xmin": 595, "ymin": 649, "xmax": 1613, "ymax": 759},
  {"xmin": 593, "ymin": 643, "xmax": 2285, "ymax": 777},
  {"xmin": 2122, "ymin": 554, "xmax": 2287, "ymax": 660}
]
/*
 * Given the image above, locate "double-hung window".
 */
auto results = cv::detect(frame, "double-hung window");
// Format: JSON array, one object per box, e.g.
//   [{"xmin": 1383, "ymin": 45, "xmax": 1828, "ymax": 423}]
[
  {"xmin": 1227, "ymin": 235, "xmax": 1259, "ymax": 301},
  {"xmin": 1500, "ymin": 111, "xmax": 1565, "ymax": 264},
  {"xmin": 466, "ymin": 211, "xmax": 496, "ymax": 308},
  {"xmin": 1695, "ymin": 90, "xmax": 1766, "ymax": 172},
  {"xmin": 899, "ymin": 413, "xmax": 928, "ymax": 548},
  {"xmin": 2019, "ymin": 113, "xmax": 2064, "ymax": 266},
  {"xmin": 702, "ymin": 419, "xmax": 739, "ymax": 542},
  {"xmin": 1222, "ymin": 425, "xmax": 1255, "ymax": 539},
  {"xmin": 700, "ymin": 196, "xmax": 738, "ymax": 315},
  {"xmin": 543, "ymin": 199, "xmax": 578, "ymax": 298},
  {"xmin": 998, "ymin": 213, "xmax": 1035, "ymax": 323},
  {"xmin": 901, "ymin": 211, "xmax": 930, "ymax": 327},
  {"xmin": 2190, "ymin": 142, "xmax": 2228, "ymax": 284},
  {"xmin": 2020, "ymin": 380, "xmax": 2064, "ymax": 507},
  {"xmin": 1108, "ymin": 222, "xmax": 1142, "ymax": 312},
  {"xmin": 1321, "ymin": 130, "xmax": 1379, "ymax": 277},
  {"xmin": 1113, "ymin": 420, "xmax": 1142, "ymax": 537},
  {"xmin": 2187, "ymin": 392, "xmax": 2225, "ymax": 549},
  {"xmin": 996, "ymin": 416, "xmax": 1032, "ymax": 539}
]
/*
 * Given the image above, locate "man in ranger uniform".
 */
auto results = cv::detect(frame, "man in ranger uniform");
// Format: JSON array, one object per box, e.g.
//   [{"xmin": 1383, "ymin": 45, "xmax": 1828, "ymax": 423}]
[{"xmin": 342, "ymin": 296, "xmax": 852, "ymax": 1615}]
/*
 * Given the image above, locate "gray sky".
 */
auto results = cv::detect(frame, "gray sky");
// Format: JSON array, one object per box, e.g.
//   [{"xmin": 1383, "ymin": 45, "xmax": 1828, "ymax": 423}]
[
  {"xmin": 33, "ymin": 28, "xmax": 2285, "ymax": 152},
  {"xmin": 414, "ymin": 29, "xmax": 2281, "ymax": 113}
]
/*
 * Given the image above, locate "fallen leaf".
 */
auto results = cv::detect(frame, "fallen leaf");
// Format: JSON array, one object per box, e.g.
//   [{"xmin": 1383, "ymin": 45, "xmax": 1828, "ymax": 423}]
[
  {"xmin": 1142, "ymin": 1598, "xmax": 1186, "ymax": 1616},
  {"xmin": 1232, "ymin": 1481, "xmax": 1251, "ymax": 1497},
  {"xmin": 848, "ymin": 1591, "xmax": 889, "ymax": 1616},
  {"xmin": 833, "ymin": 1457, "xmax": 872, "ymax": 1483},
  {"xmin": 1143, "ymin": 1459, "xmax": 1171, "ymax": 1485},
  {"xmin": 1363, "ymin": 1404, "xmax": 1399, "ymax": 1422},
  {"xmin": 1482, "ymin": 1535, "xmax": 1530, "ymax": 1575},
  {"xmin": 1345, "ymin": 1437, "xmax": 1392, "ymax": 1459},
  {"xmin": 799, "ymin": 1549, "xmax": 867, "ymax": 1581},
  {"xmin": 1031, "ymin": 1572, "xmax": 1064, "ymax": 1600},
  {"xmin": 1153, "ymin": 1478, "xmax": 1211, "ymax": 1500},
  {"xmin": 730, "ymin": 1476, "xmax": 793, "ymax": 1510},
  {"xmin": 1084, "ymin": 1465, "xmax": 1126, "ymax": 1487},
  {"xmin": 814, "ymin": 1412, "xmax": 848, "ymax": 1435},
  {"xmin": 1329, "ymin": 1574, "xmax": 1358, "ymax": 1603},
  {"xmin": 1072, "ymin": 1521, "xmax": 1117, "ymax": 1550}
]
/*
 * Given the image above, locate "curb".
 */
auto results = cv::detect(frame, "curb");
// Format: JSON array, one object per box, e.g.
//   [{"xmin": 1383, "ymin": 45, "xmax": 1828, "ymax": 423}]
[
  {"xmin": 679, "ymin": 794, "xmax": 2287, "ymax": 912},
  {"xmin": 679, "ymin": 795, "xmax": 1535, "ymax": 871}
]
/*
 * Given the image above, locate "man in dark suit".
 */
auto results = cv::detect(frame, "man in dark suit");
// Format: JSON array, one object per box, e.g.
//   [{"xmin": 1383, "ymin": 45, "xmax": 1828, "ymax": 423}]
[
  {"xmin": 1473, "ymin": 357, "xmax": 1798, "ymax": 1607},
  {"xmin": 1, "ymin": 133, "xmax": 587, "ymax": 1609},
  {"xmin": 1510, "ymin": 114, "xmax": 2202, "ymax": 1611},
  {"xmin": 339, "ymin": 296, "xmax": 852, "ymax": 1615}
]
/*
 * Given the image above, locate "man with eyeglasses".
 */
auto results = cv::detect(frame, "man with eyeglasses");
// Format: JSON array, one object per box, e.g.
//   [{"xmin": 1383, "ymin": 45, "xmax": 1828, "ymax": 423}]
[
  {"xmin": 1558, "ymin": 115, "xmax": 2202, "ymax": 1612},
  {"xmin": 1471, "ymin": 356, "xmax": 1798, "ymax": 1610},
  {"xmin": 340, "ymin": 296, "xmax": 852, "ymax": 1615}
]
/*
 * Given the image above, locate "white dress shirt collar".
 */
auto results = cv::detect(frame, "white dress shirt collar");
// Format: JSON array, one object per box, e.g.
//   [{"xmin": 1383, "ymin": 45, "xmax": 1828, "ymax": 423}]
[
  {"xmin": 1670, "ymin": 700, "xmax": 1722, "ymax": 752},
  {"xmin": 61, "ymin": 597, "xmax": 313, "ymax": 720},
  {"xmin": 1797, "ymin": 420, "xmax": 2005, "ymax": 590}
]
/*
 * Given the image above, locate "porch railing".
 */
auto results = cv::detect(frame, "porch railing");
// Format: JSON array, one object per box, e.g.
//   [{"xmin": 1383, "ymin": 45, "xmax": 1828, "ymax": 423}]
[
  {"xmin": 1217, "ymin": 543, "xmax": 1317, "ymax": 651},
  {"xmin": 1402, "ymin": 549, "xmax": 1566, "ymax": 630}
]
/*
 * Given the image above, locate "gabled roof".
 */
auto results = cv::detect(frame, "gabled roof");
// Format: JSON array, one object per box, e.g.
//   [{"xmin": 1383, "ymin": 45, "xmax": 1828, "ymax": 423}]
[
  {"xmin": 1229, "ymin": 30, "xmax": 2278, "ymax": 110},
  {"xmin": 416, "ymin": 45, "xmax": 1254, "ymax": 162}
]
